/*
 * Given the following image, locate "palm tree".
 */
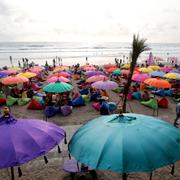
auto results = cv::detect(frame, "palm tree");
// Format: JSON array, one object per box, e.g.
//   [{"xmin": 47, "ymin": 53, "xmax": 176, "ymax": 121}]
[{"xmin": 122, "ymin": 34, "xmax": 149, "ymax": 113}]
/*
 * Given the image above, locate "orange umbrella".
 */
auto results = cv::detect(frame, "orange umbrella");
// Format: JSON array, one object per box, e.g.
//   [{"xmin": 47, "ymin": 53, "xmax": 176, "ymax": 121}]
[
  {"xmin": 144, "ymin": 78, "xmax": 171, "ymax": 89},
  {"xmin": 50, "ymin": 72, "xmax": 70, "ymax": 78},
  {"xmin": 1, "ymin": 75, "xmax": 29, "ymax": 85},
  {"xmin": 86, "ymin": 75, "xmax": 108, "ymax": 83},
  {"xmin": 106, "ymin": 68, "xmax": 118, "ymax": 73}
]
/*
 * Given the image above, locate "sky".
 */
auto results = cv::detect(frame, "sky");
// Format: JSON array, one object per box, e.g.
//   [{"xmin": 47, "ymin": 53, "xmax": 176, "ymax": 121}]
[{"xmin": 0, "ymin": 0, "xmax": 180, "ymax": 43}]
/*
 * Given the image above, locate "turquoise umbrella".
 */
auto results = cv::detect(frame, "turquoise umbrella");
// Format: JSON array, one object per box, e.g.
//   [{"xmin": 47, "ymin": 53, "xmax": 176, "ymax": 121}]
[
  {"xmin": 69, "ymin": 113, "xmax": 180, "ymax": 179},
  {"xmin": 43, "ymin": 81, "xmax": 73, "ymax": 93}
]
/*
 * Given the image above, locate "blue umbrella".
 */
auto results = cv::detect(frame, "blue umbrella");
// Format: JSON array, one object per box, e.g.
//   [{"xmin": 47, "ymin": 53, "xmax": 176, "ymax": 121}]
[
  {"xmin": 150, "ymin": 70, "xmax": 165, "ymax": 77},
  {"xmin": 69, "ymin": 113, "xmax": 180, "ymax": 179}
]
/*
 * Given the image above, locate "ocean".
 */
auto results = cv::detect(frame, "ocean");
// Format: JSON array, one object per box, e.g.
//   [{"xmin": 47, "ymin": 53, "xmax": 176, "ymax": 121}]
[{"xmin": 0, "ymin": 42, "xmax": 179, "ymax": 67}]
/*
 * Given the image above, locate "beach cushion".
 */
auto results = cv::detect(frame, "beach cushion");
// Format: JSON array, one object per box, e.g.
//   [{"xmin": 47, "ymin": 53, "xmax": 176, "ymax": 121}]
[
  {"xmin": 6, "ymin": 96, "xmax": 18, "ymax": 106},
  {"xmin": 27, "ymin": 99, "xmax": 44, "ymax": 110},
  {"xmin": 82, "ymin": 95, "xmax": 90, "ymax": 103},
  {"xmin": 72, "ymin": 96, "xmax": 85, "ymax": 107},
  {"xmin": 108, "ymin": 102, "xmax": 117, "ymax": 113},
  {"xmin": 0, "ymin": 98, "xmax": 6, "ymax": 106},
  {"xmin": 92, "ymin": 102, "xmax": 100, "ymax": 111},
  {"xmin": 44, "ymin": 106, "xmax": 59, "ymax": 117},
  {"xmin": 79, "ymin": 88, "xmax": 89, "ymax": 95},
  {"xmin": 112, "ymin": 87, "xmax": 122, "ymax": 93},
  {"xmin": 151, "ymin": 89, "xmax": 165, "ymax": 97},
  {"xmin": 158, "ymin": 98, "xmax": 168, "ymax": 108},
  {"xmin": 132, "ymin": 92, "xmax": 141, "ymax": 100},
  {"xmin": 141, "ymin": 98, "xmax": 158, "ymax": 109},
  {"xmin": 100, "ymin": 101, "xmax": 109, "ymax": 115},
  {"xmin": 18, "ymin": 98, "xmax": 31, "ymax": 106},
  {"xmin": 61, "ymin": 105, "xmax": 72, "ymax": 116}
]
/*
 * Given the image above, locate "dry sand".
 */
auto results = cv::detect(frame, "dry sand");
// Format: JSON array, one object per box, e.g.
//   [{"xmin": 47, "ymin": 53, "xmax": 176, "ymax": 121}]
[{"xmin": 0, "ymin": 79, "xmax": 179, "ymax": 180}]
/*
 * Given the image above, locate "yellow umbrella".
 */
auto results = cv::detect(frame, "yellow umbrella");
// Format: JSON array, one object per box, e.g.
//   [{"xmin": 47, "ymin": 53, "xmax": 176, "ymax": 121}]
[
  {"xmin": 148, "ymin": 66, "xmax": 160, "ymax": 70},
  {"xmin": 139, "ymin": 67, "xmax": 153, "ymax": 73},
  {"xmin": 18, "ymin": 72, "xmax": 37, "ymax": 79},
  {"xmin": 9, "ymin": 67, "xmax": 21, "ymax": 72},
  {"xmin": 164, "ymin": 73, "xmax": 180, "ymax": 80},
  {"xmin": 121, "ymin": 64, "xmax": 130, "ymax": 69}
]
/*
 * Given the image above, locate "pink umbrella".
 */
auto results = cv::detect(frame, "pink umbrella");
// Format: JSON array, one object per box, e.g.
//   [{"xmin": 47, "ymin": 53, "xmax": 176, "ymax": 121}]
[
  {"xmin": 46, "ymin": 76, "xmax": 70, "ymax": 83},
  {"xmin": 132, "ymin": 73, "xmax": 150, "ymax": 82},
  {"xmin": 1, "ymin": 70, "xmax": 17, "ymax": 75},
  {"xmin": 160, "ymin": 67, "xmax": 173, "ymax": 72},
  {"xmin": 86, "ymin": 75, "xmax": 108, "ymax": 83},
  {"xmin": 1, "ymin": 75, "xmax": 29, "ymax": 85},
  {"xmin": 84, "ymin": 66, "xmax": 96, "ymax": 71},
  {"xmin": 91, "ymin": 80, "xmax": 118, "ymax": 90}
]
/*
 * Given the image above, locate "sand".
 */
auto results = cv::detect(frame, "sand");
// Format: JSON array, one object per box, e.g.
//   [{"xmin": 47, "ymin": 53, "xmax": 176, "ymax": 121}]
[{"xmin": 0, "ymin": 78, "xmax": 179, "ymax": 180}]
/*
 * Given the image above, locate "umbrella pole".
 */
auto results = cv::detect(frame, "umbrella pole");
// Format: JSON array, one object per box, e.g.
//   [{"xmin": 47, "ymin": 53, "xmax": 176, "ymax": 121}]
[
  {"xmin": 10, "ymin": 167, "xmax": 15, "ymax": 180},
  {"xmin": 122, "ymin": 173, "xmax": 127, "ymax": 180}
]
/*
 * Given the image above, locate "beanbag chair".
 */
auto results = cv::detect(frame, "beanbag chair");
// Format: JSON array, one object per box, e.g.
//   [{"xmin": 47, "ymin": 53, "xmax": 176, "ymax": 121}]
[
  {"xmin": 0, "ymin": 98, "xmax": 6, "ymax": 106},
  {"xmin": 79, "ymin": 88, "xmax": 89, "ymax": 95},
  {"xmin": 33, "ymin": 96, "xmax": 45, "ymax": 106},
  {"xmin": 72, "ymin": 96, "xmax": 85, "ymax": 107},
  {"xmin": 164, "ymin": 89, "xmax": 173, "ymax": 96},
  {"xmin": 158, "ymin": 98, "xmax": 168, "ymax": 108},
  {"xmin": 82, "ymin": 95, "xmax": 90, "ymax": 103},
  {"xmin": 92, "ymin": 102, "xmax": 100, "ymax": 111},
  {"xmin": 6, "ymin": 96, "xmax": 18, "ymax": 106},
  {"xmin": 141, "ymin": 98, "xmax": 158, "ymax": 109},
  {"xmin": 151, "ymin": 89, "xmax": 165, "ymax": 97},
  {"xmin": 90, "ymin": 93, "xmax": 100, "ymax": 101},
  {"xmin": 100, "ymin": 101, "xmax": 109, "ymax": 115},
  {"xmin": 61, "ymin": 105, "xmax": 72, "ymax": 116},
  {"xmin": 132, "ymin": 92, "xmax": 141, "ymax": 100},
  {"xmin": 112, "ymin": 87, "xmax": 122, "ymax": 93},
  {"xmin": 27, "ymin": 99, "xmax": 44, "ymax": 110},
  {"xmin": 44, "ymin": 106, "xmax": 59, "ymax": 117},
  {"xmin": 108, "ymin": 102, "xmax": 117, "ymax": 113},
  {"xmin": 18, "ymin": 98, "xmax": 31, "ymax": 106}
]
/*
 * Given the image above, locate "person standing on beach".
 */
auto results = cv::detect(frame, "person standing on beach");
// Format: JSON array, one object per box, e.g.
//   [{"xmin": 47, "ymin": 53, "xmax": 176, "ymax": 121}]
[
  {"xmin": 53, "ymin": 59, "xmax": 56, "ymax": 68},
  {"xmin": 174, "ymin": 103, "xmax": 180, "ymax": 127}
]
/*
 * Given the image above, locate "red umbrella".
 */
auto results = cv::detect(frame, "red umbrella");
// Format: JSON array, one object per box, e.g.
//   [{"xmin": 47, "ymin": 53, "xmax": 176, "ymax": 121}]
[{"xmin": 1, "ymin": 75, "xmax": 29, "ymax": 85}]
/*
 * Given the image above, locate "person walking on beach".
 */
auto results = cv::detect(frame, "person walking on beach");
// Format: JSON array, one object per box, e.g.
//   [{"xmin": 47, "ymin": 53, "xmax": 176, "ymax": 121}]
[{"xmin": 174, "ymin": 103, "xmax": 180, "ymax": 127}]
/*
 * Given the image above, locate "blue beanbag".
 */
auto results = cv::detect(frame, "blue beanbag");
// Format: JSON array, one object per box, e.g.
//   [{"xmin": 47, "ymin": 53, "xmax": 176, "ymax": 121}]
[
  {"xmin": 79, "ymin": 88, "xmax": 89, "ymax": 95},
  {"xmin": 100, "ymin": 101, "xmax": 109, "ymax": 115},
  {"xmin": 164, "ymin": 89, "xmax": 173, "ymax": 96},
  {"xmin": 44, "ymin": 106, "xmax": 59, "ymax": 117},
  {"xmin": 151, "ymin": 89, "xmax": 165, "ymax": 97},
  {"xmin": 61, "ymin": 105, "xmax": 72, "ymax": 116},
  {"xmin": 90, "ymin": 93, "xmax": 100, "ymax": 101},
  {"xmin": 72, "ymin": 96, "xmax": 85, "ymax": 107},
  {"xmin": 132, "ymin": 92, "xmax": 141, "ymax": 100}
]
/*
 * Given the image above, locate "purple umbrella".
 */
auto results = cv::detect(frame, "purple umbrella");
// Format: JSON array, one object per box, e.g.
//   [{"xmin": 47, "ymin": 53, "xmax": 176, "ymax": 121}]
[
  {"xmin": 170, "ymin": 69, "xmax": 180, "ymax": 74},
  {"xmin": 0, "ymin": 71, "xmax": 8, "ymax": 78},
  {"xmin": 86, "ymin": 71, "xmax": 105, "ymax": 77},
  {"xmin": 91, "ymin": 80, "xmax": 118, "ymax": 90},
  {"xmin": 0, "ymin": 114, "xmax": 66, "ymax": 179}
]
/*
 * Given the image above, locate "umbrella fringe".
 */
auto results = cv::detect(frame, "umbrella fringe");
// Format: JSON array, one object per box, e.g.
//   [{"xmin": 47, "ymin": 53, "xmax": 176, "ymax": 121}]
[
  {"xmin": 44, "ymin": 156, "xmax": 48, "ymax": 164},
  {"xmin": 18, "ymin": 167, "xmax": 22, "ymax": 177},
  {"xmin": 58, "ymin": 145, "xmax": 61, "ymax": 153}
]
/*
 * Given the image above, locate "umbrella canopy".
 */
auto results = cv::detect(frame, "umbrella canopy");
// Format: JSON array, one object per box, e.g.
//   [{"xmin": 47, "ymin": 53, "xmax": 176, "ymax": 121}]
[
  {"xmin": 50, "ymin": 72, "xmax": 70, "ymax": 78},
  {"xmin": 43, "ymin": 81, "xmax": 73, "ymax": 93},
  {"xmin": 113, "ymin": 69, "xmax": 122, "ymax": 75},
  {"xmin": 160, "ymin": 67, "xmax": 173, "ymax": 72},
  {"xmin": 1, "ymin": 70, "xmax": 17, "ymax": 75},
  {"xmin": 150, "ymin": 70, "xmax": 165, "ymax": 78},
  {"xmin": 170, "ymin": 69, "xmax": 180, "ymax": 74},
  {"xmin": 91, "ymin": 80, "xmax": 118, "ymax": 90},
  {"xmin": 0, "ymin": 115, "xmax": 65, "ymax": 168},
  {"xmin": 46, "ymin": 76, "xmax": 70, "ymax": 83},
  {"xmin": 144, "ymin": 78, "xmax": 171, "ymax": 89},
  {"xmin": 86, "ymin": 71, "xmax": 105, "ymax": 77},
  {"xmin": 148, "ymin": 65, "xmax": 160, "ymax": 70},
  {"xmin": 1, "ymin": 75, "xmax": 29, "ymax": 85},
  {"xmin": 164, "ymin": 73, "xmax": 180, "ymax": 80},
  {"xmin": 18, "ymin": 72, "xmax": 37, "ymax": 79},
  {"xmin": 86, "ymin": 75, "xmax": 108, "ymax": 83},
  {"xmin": 0, "ymin": 71, "xmax": 8, "ymax": 78},
  {"xmin": 121, "ymin": 64, "xmax": 130, "ymax": 69},
  {"xmin": 106, "ymin": 67, "xmax": 118, "ymax": 73},
  {"xmin": 69, "ymin": 113, "xmax": 180, "ymax": 173},
  {"xmin": 139, "ymin": 67, "xmax": 153, "ymax": 73},
  {"xmin": 132, "ymin": 73, "xmax": 149, "ymax": 82}
]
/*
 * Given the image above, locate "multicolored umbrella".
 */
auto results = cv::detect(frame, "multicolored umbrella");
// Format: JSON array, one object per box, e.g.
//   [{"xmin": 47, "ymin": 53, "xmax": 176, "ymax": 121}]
[
  {"xmin": 132, "ymin": 73, "xmax": 149, "ymax": 82},
  {"xmin": 46, "ymin": 76, "xmax": 70, "ymax": 83},
  {"xmin": 69, "ymin": 113, "xmax": 180, "ymax": 176},
  {"xmin": 1, "ymin": 75, "xmax": 29, "ymax": 85},
  {"xmin": 144, "ymin": 78, "xmax": 171, "ymax": 89},
  {"xmin": 164, "ymin": 73, "xmax": 180, "ymax": 80},
  {"xmin": 86, "ymin": 75, "xmax": 108, "ymax": 83},
  {"xmin": 91, "ymin": 80, "xmax": 118, "ymax": 90},
  {"xmin": 43, "ymin": 81, "xmax": 73, "ymax": 93}
]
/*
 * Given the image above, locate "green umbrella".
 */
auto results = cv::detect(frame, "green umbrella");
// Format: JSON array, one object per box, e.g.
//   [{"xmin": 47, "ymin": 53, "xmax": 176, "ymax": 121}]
[
  {"xmin": 43, "ymin": 81, "xmax": 73, "ymax": 93},
  {"xmin": 69, "ymin": 113, "xmax": 180, "ymax": 179},
  {"xmin": 113, "ymin": 69, "xmax": 122, "ymax": 75}
]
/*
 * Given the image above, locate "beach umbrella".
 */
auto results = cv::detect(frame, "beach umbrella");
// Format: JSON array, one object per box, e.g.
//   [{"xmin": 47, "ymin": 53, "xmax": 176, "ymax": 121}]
[
  {"xmin": 148, "ymin": 65, "xmax": 160, "ymax": 70},
  {"xmin": 18, "ymin": 72, "xmax": 37, "ymax": 79},
  {"xmin": 86, "ymin": 75, "xmax": 108, "ymax": 83},
  {"xmin": 139, "ymin": 67, "xmax": 153, "ymax": 73},
  {"xmin": 43, "ymin": 81, "xmax": 73, "ymax": 93},
  {"xmin": 1, "ymin": 70, "xmax": 17, "ymax": 75},
  {"xmin": 106, "ymin": 67, "xmax": 118, "ymax": 73},
  {"xmin": 1, "ymin": 75, "xmax": 29, "ymax": 85},
  {"xmin": 46, "ymin": 76, "xmax": 70, "ymax": 83},
  {"xmin": 170, "ymin": 69, "xmax": 180, "ymax": 74},
  {"xmin": 69, "ymin": 113, "xmax": 180, "ymax": 179},
  {"xmin": 84, "ymin": 66, "xmax": 96, "ymax": 71},
  {"xmin": 50, "ymin": 72, "xmax": 70, "ymax": 78},
  {"xmin": 121, "ymin": 64, "xmax": 130, "ymax": 69},
  {"xmin": 0, "ymin": 71, "xmax": 8, "ymax": 78},
  {"xmin": 164, "ymin": 73, "xmax": 180, "ymax": 80},
  {"xmin": 160, "ymin": 67, "xmax": 173, "ymax": 72},
  {"xmin": 103, "ymin": 64, "xmax": 116, "ymax": 69},
  {"xmin": 132, "ymin": 73, "xmax": 149, "ymax": 82},
  {"xmin": 150, "ymin": 70, "xmax": 165, "ymax": 78},
  {"xmin": 144, "ymin": 78, "xmax": 171, "ymax": 89},
  {"xmin": 91, "ymin": 80, "xmax": 118, "ymax": 90},
  {"xmin": 0, "ymin": 113, "xmax": 66, "ymax": 179},
  {"xmin": 86, "ymin": 71, "xmax": 105, "ymax": 77},
  {"xmin": 9, "ymin": 67, "xmax": 21, "ymax": 72},
  {"xmin": 113, "ymin": 69, "xmax": 122, "ymax": 75}
]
